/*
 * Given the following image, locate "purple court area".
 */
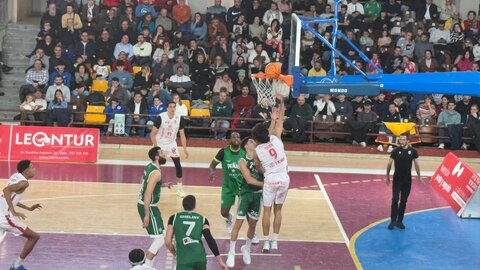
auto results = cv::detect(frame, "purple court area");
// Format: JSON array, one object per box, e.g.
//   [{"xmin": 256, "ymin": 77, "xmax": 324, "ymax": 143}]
[{"xmin": 0, "ymin": 233, "xmax": 353, "ymax": 270}]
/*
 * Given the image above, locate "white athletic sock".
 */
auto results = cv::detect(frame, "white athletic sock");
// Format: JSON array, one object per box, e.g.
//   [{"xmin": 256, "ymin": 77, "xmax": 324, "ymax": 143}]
[
  {"xmin": 229, "ymin": 240, "xmax": 236, "ymax": 253},
  {"xmin": 177, "ymin": 182, "xmax": 183, "ymax": 191},
  {"xmin": 264, "ymin": 235, "xmax": 269, "ymax": 241},
  {"xmin": 14, "ymin": 257, "xmax": 24, "ymax": 268},
  {"xmin": 272, "ymin": 233, "xmax": 279, "ymax": 241},
  {"xmin": 245, "ymin": 238, "xmax": 252, "ymax": 249},
  {"xmin": 145, "ymin": 258, "xmax": 153, "ymax": 267}
]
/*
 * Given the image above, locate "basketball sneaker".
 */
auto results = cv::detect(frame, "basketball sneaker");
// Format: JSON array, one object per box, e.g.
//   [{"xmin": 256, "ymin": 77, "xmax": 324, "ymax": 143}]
[
  {"xmin": 10, "ymin": 265, "xmax": 27, "ymax": 270},
  {"xmin": 226, "ymin": 213, "xmax": 233, "ymax": 233},
  {"xmin": 176, "ymin": 189, "xmax": 186, "ymax": 198},
  {"xmin": 241, "ymin": 245, "xmax": 251, "ymax": 265},
  {"xmin": 252, "ymin": 233, "xmax": 259, "ymax": 245},
  {"xmin": 271, "ymin": 239, "xmax": 278, "ymax": 250},
  {"xmin": 226, "ymin": 250, "xmax": 235, "ymax": 268},
  {"xmin": 396, "ymin": 222, "xmax": 406, "ymax": 229},
  {"xmin": 262, "ymin": 240, "xmax": 270, "ymax": 253},
  {"xmin": 387, "ymin": 222, "xmax": 395, "ymax": 230}
]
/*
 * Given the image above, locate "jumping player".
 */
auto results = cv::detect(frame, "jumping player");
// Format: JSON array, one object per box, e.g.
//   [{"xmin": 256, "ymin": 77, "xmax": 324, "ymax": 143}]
[
  {"xmin": 165, "ymin": 195, "xmax": 228, "ymax": 270},
  {"xmin": 1, "ymin": 160, "xmax": 42, "ymax": 270},
  {"xmin": 151, "ymin": 101, "xmax": 189, "ymax": 198},
  {"xmin": 226, "ymin": 137, "xmax": 264, "ymax": 268},
  {"xmin": 137, "ymin": 147, "xmax": 173, "ymax": 267},
  {"xmin": 208, "ymin": 132, "xmax": 245, "ymax": 233},
  {"xmin": 251, "ymin": 92, "xmax": 289, "ymax": 253}
]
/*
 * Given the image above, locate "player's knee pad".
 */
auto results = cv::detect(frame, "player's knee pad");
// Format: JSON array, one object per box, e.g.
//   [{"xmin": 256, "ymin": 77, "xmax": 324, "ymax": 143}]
[
  {"xmin": 172, "ymin": 157, "xmax": 183, "ymax": 178},
  {"xmin": 148, "ymin": 236, "xmax": 165, "ymax": 255}
]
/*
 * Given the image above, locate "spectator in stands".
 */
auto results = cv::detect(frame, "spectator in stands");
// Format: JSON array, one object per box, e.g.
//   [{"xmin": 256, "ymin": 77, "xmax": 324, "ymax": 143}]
[
  {"xmin": 191, "ymin": 13, "xmax": 208, "ymax": 42},
  {"xmin": 430, "ymin": 20, "xmax": 451, "ymax": 46},
  {"xmin": 189, "ymin": 53, "xmax": 211, "ymax": 100},
  {"xmin": 392, "ymin": 94, "xmax": 411, "ymax": 120},
  {"xmin": 116, "ymin": 20, "xmax": 136, "ymax": 44},
  {"xmin": 20, "ymin": 94, "xmax": 40, "ymax": 124},
  {"xmin": 213, "ymin": 73, "xmax": 233, "ymax": 100},
  {"xmin": 172, "ymin": 0, "xmax": 191, "ymax": 34},
  {"xmin": 364, "ymin": 0, "xmax": 381, "ymax": 21},
  {"xmin": 46, "ymin": 89, "xmax": 70, "ymax": 126},
  {"xmin": 416, "ymin": 0, "xmax": 439, "ymax": 22},
  {"xmin": 227, "ymin": 0, "xmax": 247, "ymax": 27},
  {"xmin": 134, "ymin": 66, "xmax": 153, "ymax": 91},
  {"xmin": 210, "ymin": 35, "xmax": 231, "ymax": 64},
  {"xmin": 439, "ymin": 0, "xmax": 456, "ymax": 21},
  {"xmin": 148, "ymin": 81, "xmax": 172, "ymax": 105},
  {"xmin": 348, "ymin": 100, "xmax": 378, "ymax": 147},
  {"xmin": 188, "ymin": 39, "xmax": 207, "ymax": 63},
  {"xmin": 285, "ymin": 95, "xmax": 313, "ymax": 143},
  {"xmin": 397, "ymin": 31, "xmax": 415, "ymax": 58},
  {"xmin": 211, "ymin": 90, "xmax": 232, "ymax": 140},
  {"xmin": 210, "ymin": 55, "xmax": 230, "ymax": 78},
  {"xmin": 416, "ymin": 95, "xmax": 437, "ymax": 123},
  {"xmin": 172, "ymin": 93, "xmax": 188, "ymax": 117},
  {"xmin": 97, "ymin": 7, "xmax": 119, "ymax": 37},
  {"xmin": 112, "ymin": 51, "xmax": 133, "ymax": 73},
  {"xmin": 445, "ymin": 11, "xmax": 462, "ymax": 30},
  {"xmin": 31, "ymin": 33, "xmax": 55, "ymax": 58},
  {"xmin": 347, "ymin": 0, "xmax": 364, "ymax": 15},
  {"xmin": 248, "ymin": 43, "xmax": 270, "ymax": 65},
  {"xmin": 263, "ymin": 2, "xmax": 283, "ymax": 26},
  {"xmin": 463, "ymin": 11, "xmax": 480, "ymax": 41},
  {"xmin": 247, "ymin": 0, "xmax": 266, "ymax": 24},
  {"xmin": 147, "ymin": 96, "xmax": 166, "ymax": 128},
  {"xmin": 455, "ymin": 50, "xmax": 474, "ymax": 71},
  {"xmin": 59, "ymin": 18, "xmax": 79, "ymax": 52},
  {"xmin": 26, "ymin": 60, "xmax": 49, "ymax": 88},
  {"xmin": 109, "ymin": 61, "xmax": 134, "ymax": 91},
  {"xmin": 249, "ymin": 16, "xmax": 266, "ymax": 42},
  {"xmin": 384, "ymin": 0, "xmax": 401, "ymax": 17},
  {"xmin": 73, "ymin": 63, "xmax": 92, "ymax": 93},
  {"xmin": 435, "ymin": 94, "xmax": 449, "ymax": 115},
  {"xmin": 132, "ymin": 34, "xmax": 153, "ymax": 66},
  {"xmin": 49, "ymin": 61, "xmax": 72, "ymax": 87},
  {"xmin": 419, "ymin": 50, "xmax": 439, "ymax": 72},
  {"xmin": 455, "ymin": 95, "xmax": 473, "ymax": 123},
  {"xmin": 33, "ymin": 89, "xmax": 47, "ymax": 123},
  {"xmin": 372, "ymin": 92, "xmax": 388, "ymax": 120},
  {"xmin": 153, "ymin": 53, "xmax": 174, "ymax": 81},
  {"xmin": 136, "ymin": 0, "xmax": 157, "ymax": 18},
  {"xmin": 414, "ymin": 33, "xmax": 435, "ymax": 61},
  {"xmin": 81, "ymin": 0, "xmax": 100, "ymax": 24},
  {"xmin": 229, "ymin": 14, "xmax": 248, "ymax": 39},
  {"xmin": 35, "ymin": 21, "xmax": 56, "ymax": 49},
  {"xmin": 207, "ymin": 19, "xmax": 229, "ymax": 48},
  {"xmin": 169, "ymin": 66, "xmax": 192, "ymax": 100},
  {"xmin": 120, "ymin": 5, "xmax": 137, "ymax": 29},
  {"xmin": 173, "ymin": 54, "xmax": 189, "ymax": 75},
  {"xmin": 46, "ymin": 75, "xmax": 71, "ymax": 103},
  {"xmin": 95, "ymin": 30, "xmax": 115, "ymax": 65},
  {"xmin": 151, "ymin": 25, "xmax": 170, "ymax": 50},
  {"xmin": 233, "ymin": 85, "xmax": 255, "ymax": 117},
  {"xmin": 41, "ymin": 3, "xmax": 62, "ymax": 31},
  {"xmin": 464, "ymin": 104, "xmax": 480, "ymax": 151},
  {"xmin": 114, "ymin": 35, "xmax": 134, "ymax": 59},
  {"xmin": 106, "ymin": 77, "xmax": 130, "ymax": 105},
  {"xmin": 334, "ymin": 94, "xmax": 353, "ymax": 119},
  {"xmin": 252, "ymin": 97, "xmax": 271, "ymax": 121},
  {"xmin": 207, "ymin": 0, "xmax": 227, "ymax": 23},
  {"xmin": 19, "ymin": 80, "xmax": 43, "ymax": 103},
  {"xmin": 438, "ymin": 100, "xmax": 462, "ymax": 149},
  {"xmin": 265, "ymin": 19, "xmax": 283, "ymax": 58},
  {"xmin": 308, "ymin": 60, "xmax": 327, "ymax": 76},
  {"xmin": 75, "ymin": 31, "xmax": 96, "ymax": 65},
  {"xmin": 156, "ymin": 8, "xmax": 173, "ymax": 33},
  {"xmin": 313, "ymin": 94, "xmax": 335, "ymax": 121},
  {"xmin": 137, "ymin": 12, "xmax": 155, "ymax": 34},
  {"xmin": 153, "ymin": 41, "xmax": 175, "ymax": 63},
  {"xmin": 104, "ymin": 98, "xmax": 126, "ymax": 136},
  {"xmin": 62, "ymin": 4, "xmax": 83, "ymax": 29},
  {"xmin": 157, "ymin": 0, "xmax": 177, "ymax": 13},
  {"xmin": 173, "ymin": 43, "xmax": 189, "ymax": 63},
  {"xmin": 229, "ymin": 55, "xmax": 248, "ymax": 82},
  {"xmin": 125, "ymin": 92, "xmax": 148, "ymax": 137},
  {"xmin": 29, "ymin": 48, "xmax": 50, "ymax": 71}
]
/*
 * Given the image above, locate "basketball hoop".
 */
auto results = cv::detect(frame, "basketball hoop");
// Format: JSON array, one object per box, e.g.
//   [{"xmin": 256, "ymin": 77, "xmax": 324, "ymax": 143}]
[{"xmin": 251, "ymin": 63, "xmax": 294, "ymax": 107}]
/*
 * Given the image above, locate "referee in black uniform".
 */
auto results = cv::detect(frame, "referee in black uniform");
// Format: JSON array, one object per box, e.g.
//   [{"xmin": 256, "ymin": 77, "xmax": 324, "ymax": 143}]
[{"xmin": 386, "ymin": 133, "xmax": 422, "ymax": 230}]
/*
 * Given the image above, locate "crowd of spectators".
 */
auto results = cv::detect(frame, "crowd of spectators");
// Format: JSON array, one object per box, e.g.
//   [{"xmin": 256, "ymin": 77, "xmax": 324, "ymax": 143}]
[{"xmin": 14, "ymin": 0, "xmax": 480, "ymax": 151}]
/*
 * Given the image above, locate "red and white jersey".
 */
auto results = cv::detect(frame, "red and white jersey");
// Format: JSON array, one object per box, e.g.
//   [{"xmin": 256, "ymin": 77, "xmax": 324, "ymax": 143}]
[
  {"xmin": 256, "ymin": 135, "xmax": 288, "ymax": 177},
  {"xmin": 155, "ymin": 112, "xmax": 181, "ymax": 145},
  {"xmin": 0, "ymin": 173, "xmax": 28, "ymax": 215},
  {"xmin": 130, "ymin": 264, "xmax": 157, "ymax": 270}
]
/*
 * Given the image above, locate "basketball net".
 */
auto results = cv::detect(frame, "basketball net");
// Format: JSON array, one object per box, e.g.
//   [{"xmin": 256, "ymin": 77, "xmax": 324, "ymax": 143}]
[{"xmin": 251, "ymin": 74, "xmax": 277, "ymax": 107}]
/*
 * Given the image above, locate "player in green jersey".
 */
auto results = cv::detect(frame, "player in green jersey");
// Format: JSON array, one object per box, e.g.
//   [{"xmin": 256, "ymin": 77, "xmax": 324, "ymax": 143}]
[
  {"xmin": 208, "ymin": 132, "xmax": 245, "ymax": 233},
  {"xmin": 137, "ymin": 146, "xmax": 172, "ymax": 267},
  {"xmin": 226, "ymin": 137, "xmax": 265, "ymax": 268},
  {"xmin": 165, "ymin": 195, "xmax": 227, "ymax": 270}
]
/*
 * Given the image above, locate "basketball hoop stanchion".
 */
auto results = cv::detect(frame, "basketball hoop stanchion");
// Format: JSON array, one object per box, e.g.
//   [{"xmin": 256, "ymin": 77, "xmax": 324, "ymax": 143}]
[{"xmin": 251, "ymin": 63, "xmax": 293, "ymax": 106}]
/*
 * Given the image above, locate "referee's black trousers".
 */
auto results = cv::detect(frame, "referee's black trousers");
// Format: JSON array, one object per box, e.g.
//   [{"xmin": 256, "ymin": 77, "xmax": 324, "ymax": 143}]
[{"xmin": 391, "ymin": 179, "xmax": 412, "ymax": 223}]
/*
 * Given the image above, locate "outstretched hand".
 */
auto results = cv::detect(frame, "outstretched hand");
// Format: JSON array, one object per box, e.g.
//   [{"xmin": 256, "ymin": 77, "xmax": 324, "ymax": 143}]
[
  {"xmin": 29, "ymin": 204, "xmax": 42, "ymax": 211},
  {"xmin": 270, "ymin": 107, "xmax": 279, "ymax": 120}
]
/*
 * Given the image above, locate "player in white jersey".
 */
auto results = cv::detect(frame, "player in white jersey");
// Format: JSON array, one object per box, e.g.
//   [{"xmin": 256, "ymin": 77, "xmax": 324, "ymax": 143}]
[
  {"xmin": 251, "ymin": 92, "xmax": 289, "ymax": 253},
  {"xmin": 1, "ymin": 160, "xmax": 42, "ymax": 270},
  {"xmin": 128, "ymin": 248, "xmax": 158, "ymax": 270},
  {"xmin": 150, "ymin": 101, "xmax": 189, "ymax": 198}
]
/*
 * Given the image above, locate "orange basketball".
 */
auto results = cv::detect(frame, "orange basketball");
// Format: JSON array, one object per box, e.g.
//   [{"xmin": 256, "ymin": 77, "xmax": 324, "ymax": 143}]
[{"xmin": 264, "ymin": 63, "xmax": 282, "ymax": 79}]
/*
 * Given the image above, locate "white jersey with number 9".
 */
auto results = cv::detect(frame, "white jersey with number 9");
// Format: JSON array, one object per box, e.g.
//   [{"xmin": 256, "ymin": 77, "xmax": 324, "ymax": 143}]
[{"xmin": 255, "ymin": 135, "xmax": 288, "ymax": 177}]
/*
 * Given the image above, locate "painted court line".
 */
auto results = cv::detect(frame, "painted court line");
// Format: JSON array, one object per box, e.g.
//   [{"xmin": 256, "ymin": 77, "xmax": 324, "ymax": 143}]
[{"xmin": 314, "ymin": 174, "xmax": 350, "ymax": 247}]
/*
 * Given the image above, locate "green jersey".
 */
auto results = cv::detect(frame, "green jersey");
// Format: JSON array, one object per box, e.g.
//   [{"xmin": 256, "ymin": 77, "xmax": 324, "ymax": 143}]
[
  {"xmin": 214, "ymin": 146, "xmax": 245, "ymax": 192},
  {"xmin": 139, "ymin": 163, "xmax": 162, "ymax": 204},
  {"xmin": 171, "ymin": 211, "xmax": 207, "ymax": 265},
  {"xmin": 239, "ymin": 154, "xmax": 264, "ymax": 195}
]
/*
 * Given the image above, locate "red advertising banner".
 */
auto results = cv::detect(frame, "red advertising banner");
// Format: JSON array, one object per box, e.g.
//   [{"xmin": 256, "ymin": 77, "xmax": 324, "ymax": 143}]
[
  {"xmin": 430, "ymin": 152, "xmax": 480, "ymax": 215},
  {"xmin": 0, "ymin": 125, "xmax": 11, "ymax": 160},
  {"xmin": 1, "ymin": 125, "xmax": 99, "ymax": 163}
]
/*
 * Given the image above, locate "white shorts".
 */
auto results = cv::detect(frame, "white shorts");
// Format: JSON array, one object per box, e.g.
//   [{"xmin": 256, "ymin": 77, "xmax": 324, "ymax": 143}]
[
  {"xmin": 0, "ymin": 214, "xmax": 27, "ymax": 236},
  {"xmin": 158, "ymin": 141, "xmax": 179, "ymax": 158},
  {"xmin": 263, "ymin": 173, "xmax": 290, "ymax": 207}
]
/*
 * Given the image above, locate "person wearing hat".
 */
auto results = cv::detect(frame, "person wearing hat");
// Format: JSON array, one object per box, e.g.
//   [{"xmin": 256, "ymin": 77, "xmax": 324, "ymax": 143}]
[
  {"xmin": 48, "ymin": 61, "xmax": 72, "ymax": 87},
  {"xmin": 1, "ymin": 160, "xmax": 42, "ymax": 270}
]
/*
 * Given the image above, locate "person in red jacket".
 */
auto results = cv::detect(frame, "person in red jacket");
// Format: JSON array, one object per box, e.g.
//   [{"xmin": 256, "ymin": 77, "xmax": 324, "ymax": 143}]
[
  {"xmin": 156, "ymin": 0, "xmax": 177, "ymax": 12},
  {"xmin": 233, "ymin": 86, "xmax": 256, "ymax": 118}
]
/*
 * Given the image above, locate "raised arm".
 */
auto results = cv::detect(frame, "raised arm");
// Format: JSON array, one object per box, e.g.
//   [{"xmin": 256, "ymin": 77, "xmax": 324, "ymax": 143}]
[{"xmin": 269, "ymin": 92, "xmax": 286, "ymax": 138}]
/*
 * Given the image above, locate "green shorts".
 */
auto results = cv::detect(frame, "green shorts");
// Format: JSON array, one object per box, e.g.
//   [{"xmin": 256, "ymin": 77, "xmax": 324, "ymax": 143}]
[
  {"xmin": 221, "ymin": 181, "xmax": 239, "ymax": 209},
  {"xmin": 176, "ymin": 261, "xmax": 207, "ymax": 270},
  {"xmin": 236, "ymin": 192, "xmax": 262, "ymax": 220},
  {"xmin": 137, "ymin": 202, "xmax": 164, "ymax": 235}
]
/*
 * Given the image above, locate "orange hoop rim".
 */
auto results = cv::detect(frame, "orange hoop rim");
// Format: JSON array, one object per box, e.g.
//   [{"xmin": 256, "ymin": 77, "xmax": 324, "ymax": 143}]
[{"xmin": 251, "ymin": 72, "xmax": 268, "ymax": 79}]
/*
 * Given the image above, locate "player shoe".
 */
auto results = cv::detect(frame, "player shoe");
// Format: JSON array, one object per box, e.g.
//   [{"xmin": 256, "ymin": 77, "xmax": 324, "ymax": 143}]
[
  {"xmin": 241, "ymin": 245, "xmax": 251, "ymax": 265},
  {"xmin": 226, "ymin": 213, "xmax": 233, "ymax": 233},
  {"xmin": 262, "ymin": 240, "xmax": 270, "ymax": 253},
  {"xmin": 176, "ymin": 189, "xmax": 186, "ymax": 198},
  {"xmin": 271, "ymin": 239, "xmax": 278, "ymax": 250},
  {"xmin": 10, "ymin": 265, "xmax": 27, "ymax": 270},
  {"xmin": 387, "ymin": 222, "xmax": 395, "ymax": 230},
  {"xmin": 226, "ymin": 250, "xmax": 235, "ymax": 268},
  {"xmin": 395, "ymin": 222, "xmax": 406, "ymax": 229},
  {"xmin": 252, "ymin": 233, "xmax": 259, "ymax": 245}
]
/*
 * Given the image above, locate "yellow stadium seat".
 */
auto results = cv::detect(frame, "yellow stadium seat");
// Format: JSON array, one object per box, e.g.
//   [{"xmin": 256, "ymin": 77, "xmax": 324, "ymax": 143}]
[
  {"xmin": 190, "ymin": 108, "xmax": 210, "ymax": 117},
  {"xmin": 84, "ymin": 105, "xmax": 106, "ymax": 123},
  {"xmin": 91, "ymin": 80, "xmax": 108, "ymax": 92},
  {"xmin": 133, "ymin": 66, "xmax": 142, "ymax": 75},
  {"xmin": 182, "ymin": 100, "xmax": 191, "ymax": 114}
]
